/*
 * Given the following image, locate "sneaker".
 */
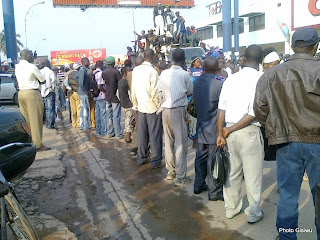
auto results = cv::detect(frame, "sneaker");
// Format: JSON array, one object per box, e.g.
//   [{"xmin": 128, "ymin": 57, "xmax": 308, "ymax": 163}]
[
  {"xmin": 166, "ymin": 172, "xmax": 176, "ymax": 180},
  {"xmin": 125, "ymin": 139, "xmax": 132, "ymax": 144},
  {"xmin": 130, "ymin": 148, "xmax": 138, "ymax": 156},
  {"xmin": 247, "ymin": 211, "xmax": 264, "ymax": 224},
  {"xmin": 226, "ymin": 211, "xmax": 241, "ymax": 219},
  {"xmin": 175, "ymin": 176, "xmax": 191, "ymax": 186}
]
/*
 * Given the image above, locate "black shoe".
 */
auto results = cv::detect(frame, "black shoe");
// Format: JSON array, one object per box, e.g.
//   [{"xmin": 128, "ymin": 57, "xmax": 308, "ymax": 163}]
[
  {"xmin": 194, "ymin": 185, "xmax": 208, "ymax": 194},
  {"xmin": 137, "ymin": 160, "xmax": 147, "ymax": 166},
  {"xmin": 125, "ymin": 139, "xmax": 132, "ymax": 144},
  {"xmin": 151, "ymin": 163, "xmax": 163, "ymax": 169},
  {"xmin": 130, "ymin": 148, "xmax": 138, "ymax": 156},
  {"xmin": 37, "ymin": 146, "xmax": 51, "ymax": 152},
  {"xmin": 209, "ymin": 195, "xmax": 224, "ymax": 201}
]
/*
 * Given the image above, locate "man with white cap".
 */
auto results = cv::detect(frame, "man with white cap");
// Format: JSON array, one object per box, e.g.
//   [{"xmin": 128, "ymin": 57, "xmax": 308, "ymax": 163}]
[
  {"xmin": 153, "ymin": 2, "xmax": 165, "ymax": 36},
  {"xmin": 262, "ymin": 47, "xmax": 280, "ymax": 72},
  {"xmin": 254, "ymin": 27, "xmax": 320, "ymax": 240}
]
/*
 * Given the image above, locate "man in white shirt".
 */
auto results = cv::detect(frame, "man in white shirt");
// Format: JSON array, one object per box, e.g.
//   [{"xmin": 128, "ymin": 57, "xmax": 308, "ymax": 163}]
[
  {"xmin": 15, "ymin": 50, "xmax": 50, "ymax": 151},
  {"xmin": 158, "ymin": 48, "xmax": 193, "ymax": 186},
  {"xmin": 40, "ymin": 59, "xmax": 56, "ymax": 129},
  {"xmin": 216, "ymin": 45, "xmax": 264, "ymax": 224},
  {"xmin": 131, "ymin": 49, "xmax": 163, "ymax": 168}
]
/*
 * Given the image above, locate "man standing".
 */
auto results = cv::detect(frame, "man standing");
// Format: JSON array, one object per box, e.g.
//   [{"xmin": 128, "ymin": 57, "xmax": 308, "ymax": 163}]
[
  {"xmin": 153, "ymin": 2, "xmax": 165, "ymax": 36},
  {"xmin": 64, "ymin": 63, "xmax": 81, "ymax": 128},
  {"xmin": 216, "ymin": 45, "xmax": 264, "ymax": 224},
  {"xmin": 40, "ymin": 59, "xmax": 56, "ymax": 129},
  {"xmin": 15, "ymin": 50, "xmax": 50, "ymax": 151},
  {"xmin": 158, "ymin": 48, "xmax": 193, "ymax": 186},
  {"xmin": 57, "ymin": 67, "xmax": 66, "ymax": 111},
  {"xmin": 193, "ymin": 56, "xmax": 223, "ymax": 200},
  {"xmin": 173, "ymin": 11, "xmax": 186, "ymax": 47},
  {"xmin": 77, "ymin": 58, "xmax": 90, "ymax": 131},
  {"xmin": 131, "ymin": 49, "xmax": 162, "ymax": 168},
  {"xmin": 93, "ymin": 60, "xmax": 107, "ymax": 137},
  {"xmin": 103, "ymin": 56, "xmax": 123, "ymax": 138},
  {"xmin": 254, "ymin": 27, "xmax": 320, "ymax": 240}
]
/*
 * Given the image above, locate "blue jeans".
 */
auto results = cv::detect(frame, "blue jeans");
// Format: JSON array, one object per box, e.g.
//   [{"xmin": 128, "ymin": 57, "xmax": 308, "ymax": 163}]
[
  {"xmin": 276, "ymin": 142, "xmax": 320, "ymax": 240},
  {"xmin": 95, "ymin": 100, "xmax": 107, "ymax": 135},
  {"xmin": 79, "ymin": 94, "xmax": 90, "ymax": 130},
  {"xmin": 44, "ymin": 91, "xmax": 56, "ymax": 128},
  {"xmin": 106, "ymin": 101, "xmax": 123, "ymax": 137},
  {"xmin": 58, "ymin": 86, "xmax": 66, "ymax": 110}
]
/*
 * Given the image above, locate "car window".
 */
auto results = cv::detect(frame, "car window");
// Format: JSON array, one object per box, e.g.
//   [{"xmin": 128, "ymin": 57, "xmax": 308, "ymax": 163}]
[
  {"xmin": 169, "ymin": 48, "xmax": 205, "ymax": 64},
  {"xmin": 0, "ymin": 77, "xmax": 18, "ymax": 89}
]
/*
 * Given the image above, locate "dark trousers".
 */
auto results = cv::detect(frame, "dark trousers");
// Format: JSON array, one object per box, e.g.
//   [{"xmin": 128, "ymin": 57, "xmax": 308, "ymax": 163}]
[
  {"xmin": 137, "ymin": 112, "xmax": 163, "ymax": 167},
  {"xmin": 194, "ymin": 143, "xmax": 223, "ymax": 198}
]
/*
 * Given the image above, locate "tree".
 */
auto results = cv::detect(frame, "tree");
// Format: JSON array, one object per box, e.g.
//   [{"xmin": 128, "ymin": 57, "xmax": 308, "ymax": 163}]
[{"xmin": 0, "ymin": 30, "xmax": 24, "ymax": 55}]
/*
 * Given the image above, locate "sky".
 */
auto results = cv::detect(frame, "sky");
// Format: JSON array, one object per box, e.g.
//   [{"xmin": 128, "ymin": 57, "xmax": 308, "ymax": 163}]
[{"xmin": 0, "ymin": 0, "xmax": 256, "ymax": 59}]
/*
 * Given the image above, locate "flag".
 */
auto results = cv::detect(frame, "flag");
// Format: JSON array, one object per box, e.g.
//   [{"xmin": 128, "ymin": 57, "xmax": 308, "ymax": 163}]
[{"xmin": 277, "ymin": 20, "xmax": 289, "ymax": 39}]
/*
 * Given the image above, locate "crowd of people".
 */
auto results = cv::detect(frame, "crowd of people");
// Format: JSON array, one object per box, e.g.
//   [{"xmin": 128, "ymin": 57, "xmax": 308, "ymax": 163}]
[{"xmin": 12, "ymin": 26, "xmax": 320, "ymax": 240}]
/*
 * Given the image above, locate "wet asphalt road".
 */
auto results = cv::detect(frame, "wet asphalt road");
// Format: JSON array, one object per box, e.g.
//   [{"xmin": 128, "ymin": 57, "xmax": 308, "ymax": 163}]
[{"xmin": 29, "ymin": 116, "xmax": 252, "ymax": 240}]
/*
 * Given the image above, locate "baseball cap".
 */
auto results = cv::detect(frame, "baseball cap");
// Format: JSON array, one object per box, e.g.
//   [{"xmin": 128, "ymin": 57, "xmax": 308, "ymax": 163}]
[
  {"xmin": 292, "ymin": 27, "xmax": 319, "ymax": 47},
  {"xmin": 73, "ymin": 62, "xmax": 81, "ymax": 70},
  {"xmin": 106, "ymin": 56, "xmax": 115, "ymax": 65}
]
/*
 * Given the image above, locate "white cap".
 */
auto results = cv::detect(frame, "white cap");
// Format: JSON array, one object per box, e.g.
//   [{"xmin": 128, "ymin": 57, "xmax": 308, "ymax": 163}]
[
  {"xmin": 73, "ymin": 62, "xmax": 82, "ymax": 70},
  {"xmin": 263, "ymin": 52, "xmax": 280, "ymax": 64}
]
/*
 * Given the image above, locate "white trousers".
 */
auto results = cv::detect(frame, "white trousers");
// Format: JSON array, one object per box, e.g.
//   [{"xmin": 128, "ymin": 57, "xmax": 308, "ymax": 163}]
[
  {"xmin": 223, "ymin": 124, "xmax": 264, "ymax": 221},
  {"xmin": 155, "ymin": 15, "xmax": 165, "ymax": 36}
]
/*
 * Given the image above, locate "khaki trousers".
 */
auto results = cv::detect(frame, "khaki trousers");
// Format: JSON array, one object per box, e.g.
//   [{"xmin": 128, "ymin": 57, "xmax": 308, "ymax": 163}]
[
  {"xmin": 89, "ymin": 95, "xmax": 96, "ymax": 128},
  {"xmin": 223, "ymin": 124, "xmax": 264, "ymax": 221},
  {"xmin": 18, "ymin": 89, "xmax": 44, "ymax": 148},
  {"xmin": 69, "ymin": 91, "xmax": 80, "ymax": 128}
]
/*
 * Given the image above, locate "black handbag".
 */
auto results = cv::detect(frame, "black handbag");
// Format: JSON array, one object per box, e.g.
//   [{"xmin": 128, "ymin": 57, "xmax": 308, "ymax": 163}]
[{"xmin": 212, "ymin": 148, "xmax": 230, "ymax": 185}]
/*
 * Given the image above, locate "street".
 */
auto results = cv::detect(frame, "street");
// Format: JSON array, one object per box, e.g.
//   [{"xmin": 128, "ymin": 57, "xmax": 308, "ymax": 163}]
[{"xmin": 9, "ymin": 109, "xmax": 317, "ymax": 240}]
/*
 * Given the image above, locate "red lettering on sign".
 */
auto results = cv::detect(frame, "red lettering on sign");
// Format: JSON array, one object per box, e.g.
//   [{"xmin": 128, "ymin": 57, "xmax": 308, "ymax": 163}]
[{"xmin": 309, "ymin": 0, "xmax": 320, "ymax": 16}]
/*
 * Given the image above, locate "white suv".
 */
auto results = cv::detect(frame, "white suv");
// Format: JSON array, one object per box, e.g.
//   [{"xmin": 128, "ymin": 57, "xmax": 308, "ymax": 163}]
[{"xmin": 0, "ymin": 74, "xmax": 18, "ymax": 105}]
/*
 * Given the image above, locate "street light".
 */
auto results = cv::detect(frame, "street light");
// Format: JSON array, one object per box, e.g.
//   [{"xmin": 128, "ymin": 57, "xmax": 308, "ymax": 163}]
[{"xmin": 24, "ymin": 1, "xmax": 45, "ymax": 49}]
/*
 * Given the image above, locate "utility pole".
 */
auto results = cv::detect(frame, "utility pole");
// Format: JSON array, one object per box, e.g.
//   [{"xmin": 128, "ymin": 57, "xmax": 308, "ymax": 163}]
[
  {"xmin": 234, "ymin": 0, "xmax": 240, "ymax": 60},
  {"xmin": 222, "ymin": 0, "xmax": 232, "ymax": 58},
  {"xmin": 2, "ymin": 0, "xmax": 18, "ymax": 63}
]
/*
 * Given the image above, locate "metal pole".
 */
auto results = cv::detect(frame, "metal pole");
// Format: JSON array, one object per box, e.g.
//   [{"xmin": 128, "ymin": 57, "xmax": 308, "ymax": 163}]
[
  {"xmin": 234, "ymin": 0, "xmax": 239, "ymax": 59},
  {"xmin": 222, "ymin": 0, "xmax": 232, "ymax": 57},
  {"xmin": 2, "ymin": 0, "xmax": 18, "ymax": 62},
  {"xmin": 24, "ymin": 1, "xmax": 45, "ymax": 49}
]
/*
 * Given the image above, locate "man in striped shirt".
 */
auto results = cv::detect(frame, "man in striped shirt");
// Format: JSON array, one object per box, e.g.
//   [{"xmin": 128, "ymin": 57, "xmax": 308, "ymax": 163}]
[
  {"xmin": 57, "ymin": 68, "xmax": 66, "ymax": 110},
  {"xmin": 158, "ymin": 48, "xmax": 193, "ymax": 186}
]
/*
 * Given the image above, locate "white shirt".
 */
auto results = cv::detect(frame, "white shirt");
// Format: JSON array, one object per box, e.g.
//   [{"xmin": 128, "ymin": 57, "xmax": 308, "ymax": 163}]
[
  {"xmin": 15, "ymin": 60, "xmax": 45, "ymax": 90},
  {"xmin": 158, "ymin": 65, "xmax": 193, "ymax": 108},
  {"xmin": 40, "ymin": 67, "xmax": 56, "ymax": 97},
  {"xmin": 131, "ymin": 61, "xmax": 160, "ymax": 114},
  {"xmin": 218, "ymin": 67, "xmax": 263, "ymax": 126}
]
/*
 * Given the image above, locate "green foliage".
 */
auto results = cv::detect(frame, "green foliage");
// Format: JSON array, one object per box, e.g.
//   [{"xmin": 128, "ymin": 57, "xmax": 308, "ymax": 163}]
[{"xmin": 0, "ymin": 30, "xmax": 24, "ymax": 55}]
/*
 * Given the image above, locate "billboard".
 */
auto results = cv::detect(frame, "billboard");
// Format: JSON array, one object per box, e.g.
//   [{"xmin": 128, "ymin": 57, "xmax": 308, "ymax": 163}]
[
  {"xmin": 292, "ymin": 0, "xmax": 320, "ymax": 30},
  {"xmin": 50, "ymin": 48, "xmax": 107, "ymax": 66},
  {"xmin": 53, "ymin": 0, "xmax": 194, "ymax": 8}
]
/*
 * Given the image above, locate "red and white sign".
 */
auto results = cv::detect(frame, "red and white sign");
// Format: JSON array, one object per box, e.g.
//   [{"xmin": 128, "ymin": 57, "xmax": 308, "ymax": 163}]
[
  {"xmin": 50, "ymin": 48, "xmax": 107, "ymax": 66},
  {"xmin": 292, "ymin": 0, "xmax": 320, "ymax": 30}
]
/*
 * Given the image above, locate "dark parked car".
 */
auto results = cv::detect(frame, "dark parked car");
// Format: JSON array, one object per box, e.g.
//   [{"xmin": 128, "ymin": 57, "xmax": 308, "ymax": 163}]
[
  {"xmin": 0, "ymin": 73, "xmax": 19, "ymax": 105},
  {"xmin": 0, "ymin": 108, "xmax": 36, "ymax": 182},
  {"xmin": 169, "ymin": 47, "xmax": 206, "ymax": 67}
]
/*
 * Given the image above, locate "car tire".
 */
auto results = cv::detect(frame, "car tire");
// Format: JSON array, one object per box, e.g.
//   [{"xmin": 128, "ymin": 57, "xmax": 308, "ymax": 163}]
[{"xmin": 13, "ymin": 93, "xmax": 18, "ymax": 105}]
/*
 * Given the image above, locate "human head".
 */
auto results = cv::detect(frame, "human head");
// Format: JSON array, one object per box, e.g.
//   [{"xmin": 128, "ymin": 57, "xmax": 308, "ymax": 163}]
[
  {"xmin": 172, "ymin": 48, "xmax": 185, "ymax": 64},
  {"xmin": 244, "ymin": 44, "xmax": 263, "ymax": 68},
  {"xmin": 144, "ymin": 49, "xmax": 155, "ymax": 63},
  {"xmin": 155, "ymin": 45, "xmax": 161, "ymax": 53},
  {"xmin": 141, "ymin": 30, "xmax": 145, "ymax": 35},
  {"xmin": 262, "ymin": 47, "xmax": 280, "ymax": 71},
  {"xmin": 106, "ymin": 56, "xmax": 115, "ymax": 66},
  {"xmin": 291, "ymin": 27, "xmax": 319, "ymax": 56},
  {"xmin": 203, "ymin": 56, "xmax": 219, "ymax": 73},
  {"xmin": 175, "ymin": 11, "xmax": 180, "ymax": 17},
  {"xmin": 42, "ymin": 59, "xmax": 51, "ymax": 68},
  {"xmin": 237, "ymin": 55, "xmax": 245, "ymax": 67},
  {"xmin": 81, "ymin": 57, "xmax": 90, "ymax": 68},
  {"xmin": 124, "ymin": 59, "xmax": 132, "ymax": 68},
  {"xmin": 95, "ymin": 60, "xmax": 103, "ymax": 69},
  {"xmin": 135, "ymin": 56, "xmax": 144, "ymax": 67},
  {"xmin": 73, "ymin": 62, "xmax": 81, "ymax": 70},
  {"xmin": 191, "ymin": 56, "xmax": 201, "ymax": 68},
  {"xmin": 20, "ymin": 49, "xmax": 34, "ymax": 63},
  {"xmin": 121, "ymin": 66, "xmax": 130, "ymax": 77}
]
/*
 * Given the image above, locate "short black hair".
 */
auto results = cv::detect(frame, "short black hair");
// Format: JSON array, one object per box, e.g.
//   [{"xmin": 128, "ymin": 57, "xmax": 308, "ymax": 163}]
[
  {"xmin": 81, "ymin": 57, "xmax": 89, "ymax": 64},
  {"xmin": 95, "ymin": 60, "xmax": 103, "ymax": 68},
  {"xmin": 144, "ymin": 49, "xmax": 155, "ymax": 61},
  {"xmin": 292, "ymin": 41, "xmax": 316, "ymax": 54},
  {"xmin": 124, "ymin": 59, "xmax": 132, "ymax": 68},
  {"xmin": 42, "ymin": 59, "xmax": 51, "ymax": 68},
  {"xmin": 244, "ymin": 45, "xmax": 263, "ymax": 64},
  {"xmin": 203, "ymin": 56, "xmax": 218, "ymax": 72},
  {"xmin": 172, "ymin": 48, "xmax": 185, "ymax": 63}
]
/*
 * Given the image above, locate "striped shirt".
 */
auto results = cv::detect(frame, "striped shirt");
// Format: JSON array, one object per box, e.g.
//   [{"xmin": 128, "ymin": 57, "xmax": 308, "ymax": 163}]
[
  {"xmin": 57, "ymin": 71, "xmax": 65, "ymax": 85},
  {"xmin": 158, "ymin": 65, "xmax": 193, "ymax": 109}
]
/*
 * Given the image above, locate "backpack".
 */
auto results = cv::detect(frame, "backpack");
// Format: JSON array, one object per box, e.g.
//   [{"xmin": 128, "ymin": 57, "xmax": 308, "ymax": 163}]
[
  {"xmin": 89, "ymin": 72, "xmax": 100, "ymax": 98},
  {"xmin": 68, "ymin": 71, "xmax": 79, "ymax": 92}
]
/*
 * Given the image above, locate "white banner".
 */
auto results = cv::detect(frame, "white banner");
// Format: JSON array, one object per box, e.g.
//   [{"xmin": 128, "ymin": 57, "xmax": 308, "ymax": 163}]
[{"xmin": 292, "ymin": 0, "xmax": 320, "ymax": 29}]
